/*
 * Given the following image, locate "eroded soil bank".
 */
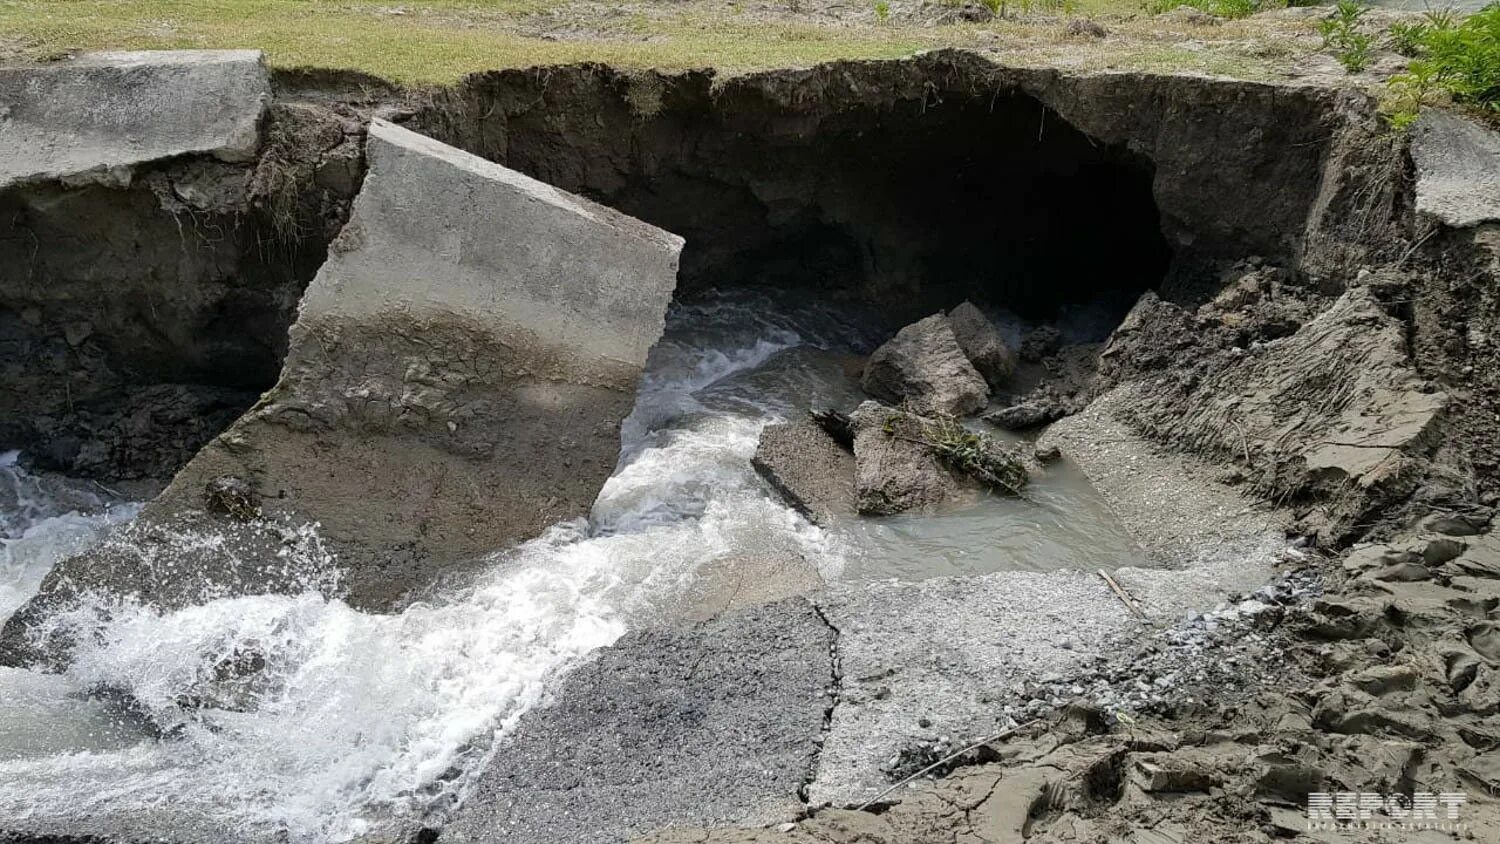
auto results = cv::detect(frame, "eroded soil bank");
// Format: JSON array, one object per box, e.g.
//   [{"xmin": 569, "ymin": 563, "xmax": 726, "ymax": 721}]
[{"xmin": 2, "ymin": 47, "xmax": 1499, "ymax": 844}]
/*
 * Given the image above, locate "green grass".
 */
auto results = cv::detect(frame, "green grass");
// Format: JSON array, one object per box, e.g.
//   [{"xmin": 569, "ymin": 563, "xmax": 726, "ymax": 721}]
[
  {"xmin": 0, "ymin": 0, "xmax": 1322, "ymax": 84},
  {"xmin": 1, "ymin": 1, "xmax": 942, "ymax": 82},
  {"xmin": 1386, "ymin": 2, "xmax": 1500, "ymax": 126}
]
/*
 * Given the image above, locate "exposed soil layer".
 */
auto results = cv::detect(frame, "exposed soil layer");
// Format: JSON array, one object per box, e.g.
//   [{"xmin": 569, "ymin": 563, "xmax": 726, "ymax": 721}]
[{"xmin": 0, "ymin": 102, "xmax": 364, "ymax": 484}]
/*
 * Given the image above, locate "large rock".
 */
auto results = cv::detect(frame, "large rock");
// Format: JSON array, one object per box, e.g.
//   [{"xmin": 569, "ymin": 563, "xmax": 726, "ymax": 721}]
[
  {"xmin": 947, "ymin": 301, "xmax": 1015, "ymax": 387},
  {"xmin": 751, "ymin": 417, "xmax": 856, "ymax": 525},
  {"xmin": 860, "ymin": 315, "xmax": 988, "ymax": 416},
  {"xmin": 0, "ymin": 50, "xmax": 270, "ymax": 189},
  {"xmin": 442, "ymin": 598, "xmax": 834, "ymax": 844},
  {"xmin": 1410, "ymin": 109, "xmax": 1500, "ymax": 229},
  {"xmin": 849, "ymin": 401, "xmax": 970, "ymax": 515},
  {"xmin": 0, "ymin": 120, "xmax": 682, "ymax": 665}
]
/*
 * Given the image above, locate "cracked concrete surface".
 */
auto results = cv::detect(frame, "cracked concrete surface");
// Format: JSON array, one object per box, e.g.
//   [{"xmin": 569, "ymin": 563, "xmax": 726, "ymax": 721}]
[
  {"xmin": 442, "ymin": 598, "xmax": 836, "ymax": 844},
  {"xmin": 0, "ymin": 50, "xmax": 270, "ymax": 190}
]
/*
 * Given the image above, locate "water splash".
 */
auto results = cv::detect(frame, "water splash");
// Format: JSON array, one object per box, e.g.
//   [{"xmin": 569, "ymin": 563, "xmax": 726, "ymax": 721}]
[{"xmin": 0, "ymin": 454, "xmax": 140, "ymax": 625}]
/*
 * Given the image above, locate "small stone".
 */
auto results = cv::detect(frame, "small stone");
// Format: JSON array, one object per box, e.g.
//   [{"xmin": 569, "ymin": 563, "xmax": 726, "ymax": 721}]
[
  {"xmin": 1419, "ymin": 512, "xmax": 1485, "ymax": 536},
  {"xmin": 1131, "ymin": 754, "xmax": 1219, "ymax": 792},
  {"xmin": 1019, "ymin": 325, "xmax": 1062, "ymax": 362},
  {"xmin": 1370, "ymin": 561, "xmax": 1431, "ymax": 582},
  {"xmin": 984, "ymin": 402, "xmax": 1065, "ymax": 431},
  {"xmin": 1421, "ymin": 536, "xmax": 1467, "ymax": 565},
  {"xmin": 1348, "ymin": 664, "xmax": 1418, "ymax": 696}
]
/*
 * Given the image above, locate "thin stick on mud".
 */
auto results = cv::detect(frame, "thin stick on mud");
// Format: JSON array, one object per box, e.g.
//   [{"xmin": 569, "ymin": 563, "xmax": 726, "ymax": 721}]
[
  {"xmin": 1098, "ymin": 569, "xmax": 1146, "ymax": 618},
  {"xmin": 1229, "ymin": 417, "xmax": 1252, "ymax": 466},
  {"xmin": 855, "ymin": 721, "xmax": 1032, "ymax": 811}
]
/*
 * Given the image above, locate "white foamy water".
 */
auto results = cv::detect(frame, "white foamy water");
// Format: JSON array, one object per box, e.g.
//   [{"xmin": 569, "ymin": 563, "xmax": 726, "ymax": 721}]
[
  {"xmin": 0, "ymin": 291, "xmax": 1146, "ymax": 842},
  {"xmin": 0, "ymin": 451, "xmax": 141, "ymax": 625},
  {"xmin": 0, "ymin": 292, "xmax": 862, "ymax": 843}
]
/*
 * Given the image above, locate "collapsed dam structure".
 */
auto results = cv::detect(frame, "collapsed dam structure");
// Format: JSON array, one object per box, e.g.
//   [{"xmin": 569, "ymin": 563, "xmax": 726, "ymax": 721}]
[{"xmin": 0, "ymin": 47, "xmax": 1497, "ymax": 843}]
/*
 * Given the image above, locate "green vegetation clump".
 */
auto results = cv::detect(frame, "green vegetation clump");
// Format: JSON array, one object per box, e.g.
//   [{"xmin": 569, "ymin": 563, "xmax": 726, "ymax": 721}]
[
  {"xmin": 1142, "ymin": 0, "xmax": 1290, "ymax": 22},
  {"xmin": 874, "ymin": 0, "xmax": 892, "ymax": 21},
  {"xmin": 1319, "ymin": 0, "xmax": 1373, "ymax": 73},
  {"xmin": 1386, "ymin": 3, "xmax": 1500, "ymax": 126},
  {"xmin": 882, "ymin": 410, "xmax": 1029, "ymax": 496}
]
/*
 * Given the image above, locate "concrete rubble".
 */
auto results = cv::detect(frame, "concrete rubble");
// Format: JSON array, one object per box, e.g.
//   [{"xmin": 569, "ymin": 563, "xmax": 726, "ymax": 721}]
[{"xmin": 1410, "ymin": 109, "xmax": 1500, "ymax": 229}]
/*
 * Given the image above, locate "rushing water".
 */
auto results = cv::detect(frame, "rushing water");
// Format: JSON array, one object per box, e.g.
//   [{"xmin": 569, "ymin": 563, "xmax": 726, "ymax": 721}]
[{"xmin": 0, "ymin": 291, "xmax": 1146, "ymax": 842}]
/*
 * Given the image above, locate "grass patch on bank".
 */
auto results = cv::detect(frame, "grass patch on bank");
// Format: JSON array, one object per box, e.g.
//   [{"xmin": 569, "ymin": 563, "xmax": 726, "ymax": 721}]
[
  {"xmin": 1385, "ymin": 2, "xmax": 1500, "ymax": 125},
  {"xmin": 0, "ymin": 0, "xmax": 1325, "ymax": 84}
]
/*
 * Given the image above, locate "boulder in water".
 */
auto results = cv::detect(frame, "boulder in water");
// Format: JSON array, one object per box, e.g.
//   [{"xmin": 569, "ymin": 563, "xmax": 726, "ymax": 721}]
[
  {"xmin": 860, "ymin": 314, "xmax": 988, "ymax": 416},
  {"xmin": 850, "ymin": 402, "xmax": 961, "ymax": 516},
  {"xmin": 751, "ymin": 417, "xmax": 856, "ymax": 526},
  {"xmin": 948, "ymin": 300, "xmax": 1016, "ymax": 388},
  {"xmin": 850, "ymin": 401, "xmax": 1029, "ymax": 516}
]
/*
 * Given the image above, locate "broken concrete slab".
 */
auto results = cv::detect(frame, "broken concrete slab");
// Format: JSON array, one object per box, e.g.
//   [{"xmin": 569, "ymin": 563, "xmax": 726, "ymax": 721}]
[
  {"xmin": 0, "ymin": 50, "xmax": 270, "ymax": 189},
  {"xmin": 803, "ymin": 540, "xmax": 1278, "ymax": 809},
  {"xmin": 752, "ymin": 417, "xmax": 856, "ymax": 525},
  {"xmin": 1, "ymin": 119, "xmax": 682, "ymax": 665},
  {"xmin": 665, "ymin": 551, "xmax": 826, "ymax": 623},
  {"xmin": 442, "ymin": 598, "xmax": 834, "ymax": 844},
  {"xmin": 1410, "ymin": 109, "xmax": 1500, "ymax": 229},
  {"xmin": 805, "ymin": 570, "xmax": 1123, "ymax": 808}
]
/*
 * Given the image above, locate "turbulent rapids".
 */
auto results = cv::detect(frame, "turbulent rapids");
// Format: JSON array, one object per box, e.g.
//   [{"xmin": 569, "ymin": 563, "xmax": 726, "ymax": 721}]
[{"xmin": 0, "ymin": 292, "xmax": 1146, "ymax": 842}]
